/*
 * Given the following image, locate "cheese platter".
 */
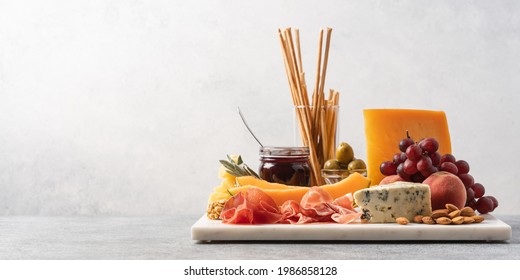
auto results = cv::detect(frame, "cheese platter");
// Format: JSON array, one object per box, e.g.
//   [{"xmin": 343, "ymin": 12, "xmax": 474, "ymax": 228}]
[
  {"xmin": 198, "ymin": 27, "xmax": 511, "ymax": 243},
  {"xmin": 191, "ymin": 214, "xmax": 512, "ymax": 241}
]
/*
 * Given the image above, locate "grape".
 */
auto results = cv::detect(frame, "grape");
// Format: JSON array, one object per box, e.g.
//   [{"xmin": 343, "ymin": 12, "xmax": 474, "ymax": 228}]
[
  {"xmin": 429, "ymin": 166, "xmax": 439, "ymax": 177},
  {"xmin": 393, "ymin": 152, "xmax": 407, "ymax": 165},
  {"xmin": 420, "ymin": 166, "xmax": 437, "ymax": 178},
  {"xmin": 476, "ymin": 197, "xmax": 494, "ymax": 214},
  {"xmin": 380, "ymin": 161, "xmax": 397, "ymax": 176},
  {"xmin": 471, "ymin": 183, "xmax": 485, "ymax": 198},
  {"xmin": 455, "ymin": 160, "xmax": 470, "ymax": 174},
  {"xmin": 403, "ymin": 159, "xmax": 418, "ymax": 175},
  {"xmin": 467, "ymin": 199, "xmax": 477, "ymax": 210},
  {"xmin": 417, "ymin": 155, "xmax": 434, "ymax": 177},
  {"xmin": 399, "ymin": 135, "xmax": 415, "ymax": 153},
  {"xmin": 429, "ymin": 152, "xmax": 441, "ymax": 167},
  {"xmin": 419, "ymin": 138, "xmax": 439, "ymax": 154},
  {"xmin": 410, "ymin": 172, "xmax": 426, "ymax": 183},
  {"xmin": 487, "ymin": 196, "xmax": 499, "ymax": 210},
  {"xmin": 440, "ymin": 162, "xmax": 458, "ymax": 175},
  {"xmin": 458, "ymin": 174, "xmax": 475, "ymax": 188},
  {"xmin": 466, "ymin": 187, "xmax": 475, "ymax": 203},
  {"xmin": 396, "ymin": 163, "xmax": 411, "ymax": 180},
  {"xmin": 406, "ymin": 144, "xmax": 423, "ymax": 161},
  {"xmin": 440, "ymin": 153, "xmax": 457, "ymax": 164},
  {"xmin": 400, "ymin": 153, "xmax": 407, "ymax": 163}
]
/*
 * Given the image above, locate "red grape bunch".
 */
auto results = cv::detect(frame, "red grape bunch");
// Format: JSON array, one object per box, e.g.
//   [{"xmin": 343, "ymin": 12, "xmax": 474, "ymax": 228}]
[{"xmin": 379, "ymin": 131, "xmax": 498, "ymax": 214}]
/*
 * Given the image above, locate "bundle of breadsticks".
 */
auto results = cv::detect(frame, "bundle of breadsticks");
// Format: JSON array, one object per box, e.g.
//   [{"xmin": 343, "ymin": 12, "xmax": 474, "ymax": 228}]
[{"xmin": 278, "ymin": 28, "xmax": 340, "ymax": 186}]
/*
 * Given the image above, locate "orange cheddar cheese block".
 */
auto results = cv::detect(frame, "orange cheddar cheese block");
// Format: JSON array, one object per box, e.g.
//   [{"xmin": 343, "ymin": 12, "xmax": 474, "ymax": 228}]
[{"xmin": 364, "ymin": 109, "xmax": 451, "ymax": 186}]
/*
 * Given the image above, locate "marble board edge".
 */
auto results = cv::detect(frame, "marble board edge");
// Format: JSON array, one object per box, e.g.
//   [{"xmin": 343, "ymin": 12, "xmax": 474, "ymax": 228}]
[{"xmin": 191, "ymin": 214, "xmax": 512, "ymax": 242}]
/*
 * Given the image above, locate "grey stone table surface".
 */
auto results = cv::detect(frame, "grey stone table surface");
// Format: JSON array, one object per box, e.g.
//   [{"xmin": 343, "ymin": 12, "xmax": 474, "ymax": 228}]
[{"xmin": 0, "ymin": 215, "xmax": 518, "ymax": 260}]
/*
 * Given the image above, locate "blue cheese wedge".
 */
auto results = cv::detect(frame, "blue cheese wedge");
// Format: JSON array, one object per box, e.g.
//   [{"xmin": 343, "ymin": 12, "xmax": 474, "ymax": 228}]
[{"xmin": 353, "ymin": 182, "xmax": 432, "ymax": 223}]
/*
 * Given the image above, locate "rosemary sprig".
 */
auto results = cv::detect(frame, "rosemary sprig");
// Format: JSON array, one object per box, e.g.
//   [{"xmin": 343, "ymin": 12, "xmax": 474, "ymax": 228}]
[{"xmin": 219, "ymin": 154, "xmax": 260, "ymax": 179}]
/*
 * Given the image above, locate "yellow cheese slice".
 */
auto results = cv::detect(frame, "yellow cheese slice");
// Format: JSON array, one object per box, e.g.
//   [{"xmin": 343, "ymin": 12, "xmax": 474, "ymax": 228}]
[{"xmin": 364, "ymin": 109, "xmax": 452, "ymax": 186}]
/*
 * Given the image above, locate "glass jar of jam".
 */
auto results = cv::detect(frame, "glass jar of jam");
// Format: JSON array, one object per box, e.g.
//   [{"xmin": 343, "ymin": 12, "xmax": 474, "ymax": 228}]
[{"xmin": 259, "ymin": 146, "xmax": 311, "ymax": 187}]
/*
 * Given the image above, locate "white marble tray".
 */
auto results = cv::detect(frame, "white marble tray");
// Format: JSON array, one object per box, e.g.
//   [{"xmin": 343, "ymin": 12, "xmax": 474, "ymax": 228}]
[{"xmin": 191, "ymin": 214, "xmax": 512, "ymax": 241}]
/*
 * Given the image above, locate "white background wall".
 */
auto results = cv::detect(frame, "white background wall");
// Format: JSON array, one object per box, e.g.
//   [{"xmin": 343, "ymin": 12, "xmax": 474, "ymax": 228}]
[{"xmin": 1, "ymin": 0, "xmax": 519, "ymax": 216}]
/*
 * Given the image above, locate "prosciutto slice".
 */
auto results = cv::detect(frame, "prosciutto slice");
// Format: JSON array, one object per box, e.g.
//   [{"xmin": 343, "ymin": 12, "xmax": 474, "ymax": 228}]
[
  {"xmin": 281, "ymin": 187, "xmax": 361, "ymax": 224},
  {"xmin": 220, "ymin": 188, "xmax": 283, "ymax": 224},
  {"xmin": 220, "ymin": 187, "xmax": 360, "ymax": 225}
]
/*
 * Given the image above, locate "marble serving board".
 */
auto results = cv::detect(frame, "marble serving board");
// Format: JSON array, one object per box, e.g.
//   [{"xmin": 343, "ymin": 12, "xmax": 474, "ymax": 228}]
[{"xmin": 191, "ymin": 214, "xmax": 512, "ymax": 241}]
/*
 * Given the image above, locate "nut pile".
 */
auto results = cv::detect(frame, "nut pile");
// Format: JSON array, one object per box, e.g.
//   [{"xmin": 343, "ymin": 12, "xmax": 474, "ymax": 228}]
[
  {"xmin": 396, "ymin": 204, "xmax": 485, "ymax": 225},
  {"xmin": 206, "ymin": 199, "xmax": 227, "ymax": 220}
]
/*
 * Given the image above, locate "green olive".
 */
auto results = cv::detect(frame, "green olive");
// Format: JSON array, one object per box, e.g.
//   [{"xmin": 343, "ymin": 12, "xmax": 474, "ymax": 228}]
[
  {"xmin": 336, "ymin": 142, "xmax": 354, "ymax": 165},
  {"xmin": 324, "ymin": 159, "xmax": 342, "ymax": 170},
  {"xmin": 348, "ymin": 159, "xmax": 367, "ymax": 171}
]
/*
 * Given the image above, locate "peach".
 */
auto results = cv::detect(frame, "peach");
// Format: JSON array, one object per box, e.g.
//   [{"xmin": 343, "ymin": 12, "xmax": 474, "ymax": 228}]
[
  {"xmin": 423, "ymin": 171, "xmax": 466, "ymax": 210},
  {"xmin": 379, "ymin": 175, "xmax": 406, "ymax": 185}
]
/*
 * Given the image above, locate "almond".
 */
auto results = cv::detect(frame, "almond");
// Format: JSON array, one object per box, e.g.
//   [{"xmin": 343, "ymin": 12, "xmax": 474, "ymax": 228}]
[
  {"xmin": 445, "ymin": 204, "xmax": 459, "ymax": 212},
  {"xmin": 431, "ymin": 209, "xmax": 449, "ymax": 219},
  {"xmin": 463, "ymin": 216, "xmax": 475, "ymax": 224},
  {"xmin": 472, "ymin": 216, "xmax": 484, "ymax": 223},
  {"xmin": 413, "ymin": 215, "xmax": 424, "ymax": 223},
  {"xmin": 396, "ymin": 217, "xmax": 409, "ymax": 225},
  {"xmin": 422, "ymin": 216, "xmax": 435, "ymax": 224},
  {"xmin": 448, "ymin": 210, "xmax": 461, "ymax": 219},
  {"xmin": 435, "ymin": 217, "xmax": 452, "ymax": 225},
  {"xmin": 451, "ymin": 216, "xmax": 465, "ymax": 225},
  {"xmin": 460, "ymin": 207, "xmax": 475, "ymax": 217}
]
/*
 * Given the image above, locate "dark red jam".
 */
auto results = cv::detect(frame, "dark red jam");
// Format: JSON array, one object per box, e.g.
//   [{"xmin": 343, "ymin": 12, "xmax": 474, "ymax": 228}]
[{"xmin": 259, "ymin": 147, "xmax": 311, "ymax": 187}]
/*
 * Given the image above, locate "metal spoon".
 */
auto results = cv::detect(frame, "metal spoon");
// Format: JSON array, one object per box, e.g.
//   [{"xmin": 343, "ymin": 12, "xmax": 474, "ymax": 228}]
[{"xmin": 237, "ymin": 106, "xmax": 264, "ymax": 147}]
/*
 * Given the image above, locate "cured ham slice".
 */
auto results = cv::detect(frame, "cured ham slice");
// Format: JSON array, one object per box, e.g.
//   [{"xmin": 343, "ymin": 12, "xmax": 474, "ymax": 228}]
[
  {"xmin": 281, "ymin": 187, "xmax": 361, "ymax": 224},
  {"xmin": 220, "ymin": 188, "xmax": 283, "ymax": 224},
  {"xmin": 329, "ymin": 194, "xmax": 361, "ymax": 224},
  {"xmin": 220, "ymin": 186, "xmax": 360, "ymax": 225}
]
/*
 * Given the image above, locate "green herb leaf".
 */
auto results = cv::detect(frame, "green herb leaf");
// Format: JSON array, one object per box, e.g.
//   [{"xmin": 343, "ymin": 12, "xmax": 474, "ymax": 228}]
[
  {"xmin": 218, "ymin": 155, "xmax": 260, "ymax": 179},
  {"xmin": 244, "ymin": 164, "xmax": 260, "ymax": 178}
]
